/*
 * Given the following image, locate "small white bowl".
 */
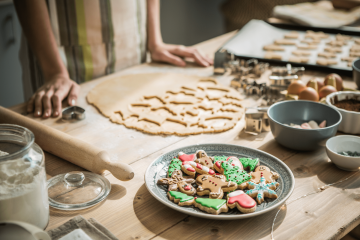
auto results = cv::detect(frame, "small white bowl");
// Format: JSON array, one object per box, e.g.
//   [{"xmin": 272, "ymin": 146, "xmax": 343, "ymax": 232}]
[
  {"xmin": 326, "ymin": 135, "xmax": 360, "ymax": 171},
  {"xmin": 326, "ymin": 91, "xmax": 360, "ymax": 134}
]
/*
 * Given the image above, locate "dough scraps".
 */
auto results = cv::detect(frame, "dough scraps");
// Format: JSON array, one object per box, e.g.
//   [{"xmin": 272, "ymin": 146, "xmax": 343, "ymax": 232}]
[{"xmin": 87, "ymin": 73, "xmax": 244, "ymax": 136}]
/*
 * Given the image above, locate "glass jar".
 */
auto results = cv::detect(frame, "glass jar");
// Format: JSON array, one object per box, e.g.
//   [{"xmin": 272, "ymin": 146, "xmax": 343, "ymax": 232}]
[{"xmin": 0, "ymin": 124, "xmax": 49, "ymax": 229}]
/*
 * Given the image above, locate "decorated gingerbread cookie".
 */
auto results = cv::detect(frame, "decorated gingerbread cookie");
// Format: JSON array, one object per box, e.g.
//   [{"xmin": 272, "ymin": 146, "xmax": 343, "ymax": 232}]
[
  {"xmin": 167, "ymin": 191, "xmax": 195, "ymax": 206},
  {"xmin": 194, "ymin": 197, "xmax": 228, "ymax": 215},
  {"xmin": 178, "ymin": 181, "xmax": 197, "ymax": 196},
  {"xmin": 239, "ymin": 157, "xmax": 260, "ymax": 171},
  {"xmin": 214, "ymin": 160, "xmax": 251, "ymax": 189},
  {"xmin": 250, "ymin": 165, "xmax": 279, "ymax": 184},
  {"xmin": 195, "ymin": 150, "xmax": 214, "ymax": 169},
  {"xmin": 181, "ymin": 161, "xmax": 215, "ymax": 177},
  {"xmin": 213, "ymin": 155, "xmax": 227, "ymax": 163},
  {"xmin": 227, "ymin": 190, "xmax": 257, "ymax": 213},
  {"xmin": 225, "ymin": 156, "xmax": 243, "ymax": 169},
  {"xmin": 247, "ymin": 173, "xmax": 279, "ymax": 204},
  {"xmin": 178, "ymin": 152, "xmax": 196, "ymax": 162},
  {"xmin": 196, "ymin": 175, "xmax": 237, "ymax": 199},
  {"xmin": 157, "ymin": 170, "xmax": 196, "ymax": 195},
  {"xmin": 168, "ymin": 157, "xmax": 182, "ymax": 177}
]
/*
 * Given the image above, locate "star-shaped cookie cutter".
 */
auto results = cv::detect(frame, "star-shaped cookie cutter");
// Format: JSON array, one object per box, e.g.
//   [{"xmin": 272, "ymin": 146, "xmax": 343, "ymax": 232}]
[{"xmin": 62, "ymin": 106, "xmax": 86, "ymax": 120}]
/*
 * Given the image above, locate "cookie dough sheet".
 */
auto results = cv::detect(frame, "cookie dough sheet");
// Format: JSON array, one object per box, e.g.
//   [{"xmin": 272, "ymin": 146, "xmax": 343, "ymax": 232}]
[{"xmin": 87, "ymin": 73, "xmax": 245, "ymax": 136}]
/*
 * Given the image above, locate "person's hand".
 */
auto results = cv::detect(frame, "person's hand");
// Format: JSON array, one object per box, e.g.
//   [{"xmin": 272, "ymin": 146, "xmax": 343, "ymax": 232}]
[
  {"xmin": 27, "ymin": 75, "xmax": 80, "ymax": 118},
  {"xmin": 149, "ymin": 43, "xmax": 213, "ymax": 67}
]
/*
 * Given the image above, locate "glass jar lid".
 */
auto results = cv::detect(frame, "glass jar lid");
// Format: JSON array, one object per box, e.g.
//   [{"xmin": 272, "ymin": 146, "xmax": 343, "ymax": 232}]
[{"xmin": 47, "ymin": 171, "xmax": 111, "ymax": 210}]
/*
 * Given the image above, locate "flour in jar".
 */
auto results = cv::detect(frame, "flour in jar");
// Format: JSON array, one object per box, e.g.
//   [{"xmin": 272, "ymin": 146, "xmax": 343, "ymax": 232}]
[{"xmin": 0, "ymin": 148, "xmax": 49, "ymax": 229}]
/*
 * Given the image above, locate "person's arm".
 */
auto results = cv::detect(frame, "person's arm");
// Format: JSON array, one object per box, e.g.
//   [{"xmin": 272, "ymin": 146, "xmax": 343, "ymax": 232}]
[
  {"xmin": 14, "ymin": 0, "xmax": 79, "ymax": 118},
  {"xmin": 147, "ymin": 0, "xmax": 213, "ymax": 67}
]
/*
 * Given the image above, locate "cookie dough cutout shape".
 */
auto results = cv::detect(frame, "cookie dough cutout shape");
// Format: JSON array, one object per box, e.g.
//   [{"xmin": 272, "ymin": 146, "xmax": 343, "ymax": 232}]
[
  {"xmin": 196, "ymin": 175, "xmax": 237, "ymax": 199},
  {"xmin": 194, "ymin": 197, "xmax": 228, "ymax": 215},
  {"xmin": 87, "ymin": 73, "xmax": 245, "ymax": 136},
  {"xmin": 227, "ymin": 190, "xmax": 257, "ymax": 213},
  {"xmin": 157, "ymin": 170, "xmax": 196, "ymax": 196},
  {"xmin": 168, "ymin": 191, "xmax": 195, "ymax": 206}
]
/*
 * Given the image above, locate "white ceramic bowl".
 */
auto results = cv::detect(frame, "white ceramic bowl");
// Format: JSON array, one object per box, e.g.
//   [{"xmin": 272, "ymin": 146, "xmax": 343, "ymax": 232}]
[
  {"xmin": 326, "ymin": 91, "xmax": 360, "ymax": 134},
  {"xmin": 326, "ymin": 135, "xmax": 360, "ymax": 171}
]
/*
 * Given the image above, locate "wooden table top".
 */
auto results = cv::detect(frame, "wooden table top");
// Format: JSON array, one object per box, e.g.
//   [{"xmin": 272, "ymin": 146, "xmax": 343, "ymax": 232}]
[{"xmin": 10, "ymin": 31, "xmax": 360, "ymax": 240}]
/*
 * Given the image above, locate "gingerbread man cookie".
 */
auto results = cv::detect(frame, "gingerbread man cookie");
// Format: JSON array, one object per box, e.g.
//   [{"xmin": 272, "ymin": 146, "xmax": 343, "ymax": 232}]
[
  {"xmin": 250, "ymin": 165, "xmax": 279, "ymax": 184},
  {"xmin": 157, "ymin": 170, "xmax": 196, "ymax": 195},
  {"xmin": 247, "ymin": 173, "xmax": 279, "ymax": 204},
  {"xmin": 195, "ymin": 150, "xmax": 214, "ymax": 169},
  {"xmin": 227, "ymin": 190, "xmax": 257, "ymax": 213},
  {"xmin": 181, "ymin": 161, "xmax": 215, "ymax": 178},
  {"xmin": 194, "ymin": 197, "xmax": 228, "ymax": 215},
  {"xmin": 196, "ymin": 175, "xmax": 237, "ymax": 199},
  {"xmin": 167, "ymin": 191, "xmax": 195, "ymax": 206}
]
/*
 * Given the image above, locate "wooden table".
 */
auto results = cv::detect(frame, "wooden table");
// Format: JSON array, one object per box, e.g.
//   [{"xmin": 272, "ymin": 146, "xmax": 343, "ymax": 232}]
[{"xmin": 10, "ymin": 31, "xmax": 360, "ymax": 240}]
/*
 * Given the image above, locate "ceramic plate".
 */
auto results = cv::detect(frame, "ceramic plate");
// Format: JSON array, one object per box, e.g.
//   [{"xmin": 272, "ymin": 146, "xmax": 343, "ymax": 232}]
[{"xmin": 145, "ymin": 143, "xmax": 295, "ymax": 220}]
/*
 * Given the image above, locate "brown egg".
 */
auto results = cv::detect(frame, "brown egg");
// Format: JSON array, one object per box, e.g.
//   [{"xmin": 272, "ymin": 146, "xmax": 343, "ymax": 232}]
[
  {"xmin": 288, "ymin": 80, "xmax": 306, "ymax": 95},
  {"xmin": 324, "ymin": 73, "xmax": 343, "ymax": 91},
  {"xmin": 299, "ymin": 87, "xmax": 319, "ymax": 101},
  {"xmin": 319, "ymin": 85, "xmax": 337, "ymax": 99},
  {"xmin": 307, "ymin": 78, "xmax": 324, "ymax": 93}
]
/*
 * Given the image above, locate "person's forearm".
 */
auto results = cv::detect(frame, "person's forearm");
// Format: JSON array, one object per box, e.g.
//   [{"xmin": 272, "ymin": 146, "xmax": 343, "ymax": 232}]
[
  {"xmin": 14, "ymin": 0, "xmax": 68, "ymax": 81},
  {"xmin": 147, "ymin": 0, "xmax": 163, "ymax": 49}
]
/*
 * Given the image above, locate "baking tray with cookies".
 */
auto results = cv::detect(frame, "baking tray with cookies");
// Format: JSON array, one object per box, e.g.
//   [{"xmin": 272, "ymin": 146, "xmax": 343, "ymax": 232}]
[
  {"xmin": 215, "ymin": 20, "xmax": 360, "ymax": 76},
  {"xmin": 145, "ymin": 143, "xmax": 295, "ymax": 220}
]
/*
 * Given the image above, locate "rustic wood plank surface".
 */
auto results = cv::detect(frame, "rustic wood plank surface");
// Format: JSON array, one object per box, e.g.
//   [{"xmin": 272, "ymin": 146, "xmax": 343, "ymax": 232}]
[{"xmin": 9, "ymin": 30, "xmax": 360, "ymax": 240}]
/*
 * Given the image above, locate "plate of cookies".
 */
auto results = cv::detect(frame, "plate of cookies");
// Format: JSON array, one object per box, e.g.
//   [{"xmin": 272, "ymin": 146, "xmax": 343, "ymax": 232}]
[{"xmin": 145, "ymin": 143, "xmax": 295, "ymax": 219}]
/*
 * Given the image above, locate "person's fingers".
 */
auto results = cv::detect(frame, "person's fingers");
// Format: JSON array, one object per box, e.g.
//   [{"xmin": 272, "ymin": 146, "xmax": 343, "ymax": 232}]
[
  {"xmin": 159, "ymin": 51, "xmax": 186, "ymax": 67},
  {"xmin": 42, "ymin": 87, "xmax": 54, "ymax": 118},
  {"xmin": 203, "ymin": 55, "xmax": 214, "ymax": 65},
  {"xmin": 169, "ymin": 47, "xmax": 209, "ymax": 67},
  {"xmin": 27, "ymin": 95, "xmax": 36, "ymax": 113},
  {"xmin": 67, "ymin": 83, "xmax": 80, "ymax": 106},
  {"xmin": 51, "ymin": 84, "xmax": 71, "ymax": 117},
  {"xmin": 33, "ymin": 91, "xmax": 45, "ymax": 117},
  {"xmin": 51, "ymin": 92, "xmax": 62, "ymax": 117},
  {"xmin": 192, "ymin": 51, "xmax": 210, "ymax": 67}
]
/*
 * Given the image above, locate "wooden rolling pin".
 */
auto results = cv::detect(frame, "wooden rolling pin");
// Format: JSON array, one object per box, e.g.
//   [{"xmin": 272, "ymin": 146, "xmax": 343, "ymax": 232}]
[{"xmin": 0, "ymin": 106, "xmax": 134, "ymax": 181}]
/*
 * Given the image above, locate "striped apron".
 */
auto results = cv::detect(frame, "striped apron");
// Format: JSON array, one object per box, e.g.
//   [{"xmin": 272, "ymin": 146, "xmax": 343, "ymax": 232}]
[{"xmin": 20, "ymin": 0, "xmax": 147, "ymax": 100}]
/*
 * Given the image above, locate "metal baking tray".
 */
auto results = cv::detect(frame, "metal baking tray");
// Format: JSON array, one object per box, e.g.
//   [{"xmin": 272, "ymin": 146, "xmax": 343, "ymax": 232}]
[{"xmin": 214, "ymin": 20, "xmax": 360, "ymax": 76}]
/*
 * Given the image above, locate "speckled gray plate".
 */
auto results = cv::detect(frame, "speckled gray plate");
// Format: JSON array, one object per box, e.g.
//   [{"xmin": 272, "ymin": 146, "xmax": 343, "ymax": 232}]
[{"xmin": 145, "ymin": 143, "xmax": 295, "ymax": 220}]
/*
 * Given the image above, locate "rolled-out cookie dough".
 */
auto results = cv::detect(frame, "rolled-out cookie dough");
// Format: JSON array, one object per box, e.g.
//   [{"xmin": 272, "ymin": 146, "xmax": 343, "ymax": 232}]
[{"xmin": 87, "ymin": 73, "xmax": 244, "ymax": 136}]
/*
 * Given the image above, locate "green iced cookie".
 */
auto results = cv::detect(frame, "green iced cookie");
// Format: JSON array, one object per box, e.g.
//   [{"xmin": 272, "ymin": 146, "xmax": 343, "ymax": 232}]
[
  {"xmin": 239, "ymin": 157, "xmax": 259, "ymax": 171},
  {"xmin": 221, "ymin": 161, "xmax": 251, "ymax": 186},
  {"xmin": 213, "ymin": 155, "xmax": 228, "ymax": 163},
  {"xmin": 168, "ymin": 158, "xmax": 182, "ymax": 177}
]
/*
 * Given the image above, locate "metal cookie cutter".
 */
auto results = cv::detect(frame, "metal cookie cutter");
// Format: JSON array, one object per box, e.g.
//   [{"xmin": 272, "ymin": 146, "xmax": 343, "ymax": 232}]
[
  {"xmin": 62, "ymin": 106, "xmax": 86, "ymax": 120},
  {"xmin": 244, "ymin": 107, "xmax": 270, "ymax": 134}
]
